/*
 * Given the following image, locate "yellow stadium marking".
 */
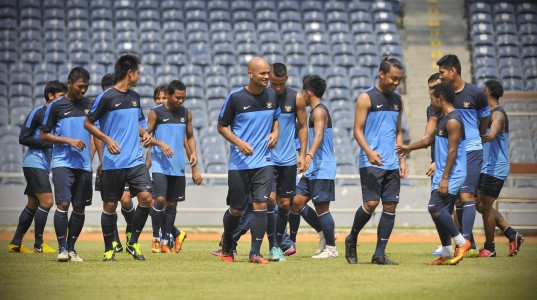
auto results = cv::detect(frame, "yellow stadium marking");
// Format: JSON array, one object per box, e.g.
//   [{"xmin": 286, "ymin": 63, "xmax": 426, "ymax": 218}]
[
  {"xmin": 431, "ymin": 51, "xmax": 443, "ymax": 58},
  {"xmin": 428, "ymin": 19, "xmax": 440, "ymax": 26},
  {"xmin": 430, "ymin": 29, "xmax": 440, "ymax": 36},
  {"xmin": 427, "ymin": 0, "xmax": 438, "ymax": 3},
  {"xmin": 431, "ymin": 61, "xmax": 439, "ymax": 69},
  {"xmin": 428, "ymin": 8, "xmax": 439, "ymax": 14},
  {"xmin": 430, "ymin": 40, "xmax": 442, "ymax": 47}
]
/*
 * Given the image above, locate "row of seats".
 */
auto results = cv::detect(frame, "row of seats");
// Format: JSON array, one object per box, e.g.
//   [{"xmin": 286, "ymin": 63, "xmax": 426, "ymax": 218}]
[{"xmin": 468, "ymin": 1, "xmax": 537, "ymax": 91}]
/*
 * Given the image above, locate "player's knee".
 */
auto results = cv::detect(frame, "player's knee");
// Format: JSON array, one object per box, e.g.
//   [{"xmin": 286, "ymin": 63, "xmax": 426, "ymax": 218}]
[
  {"xmin": 278, "ymin": 198, "xmax": 291, "ymax": 210},
  {"xmin": 72, "ymin": 205, "xmax": 85, "ymax": 214},
  {"xmin": 428, "ymin": 209, "xmax": 440, "ymax": 218},
  {"xmin": 229, "ymin": 207, "xmax": 242, "ymax": 217},
  {"xmin": 252, "ymin": 201, "xmax": 267, "ymax": 211},
  {"xmin": 153, "ymin": 197, "xmax": 165, "ymax": 206},
  {"xmin": 56, "ymin": 201, "xmax": 70, "ymax": 211},
  {"xmin": 363, "ymin": 201, "xmax": 378, "ymax": 214},
  {"xmin": 102, "ymin": 200, "xmax": 118, "ymax": 213},
  {"xmin": 382, "ymin": 202, "xmax": 397, "ymax": 213}
]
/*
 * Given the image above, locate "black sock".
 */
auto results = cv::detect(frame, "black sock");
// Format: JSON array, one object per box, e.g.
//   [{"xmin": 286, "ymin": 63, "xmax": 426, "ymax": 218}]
[
  {"xmin": 437, "ymin": 210, "xmax": 460, "ymax": 237},
  {"xmin": 300, "ymin": 205, "xmax": 322, "ymax": 232},
  {"xmin": 34, "ymin": 206, "xmax": 50, "ymax": 248},
  {"xmin": 151, "ymin": 204, "xmax": 165, "ymax": 239},
  {"xmin": 165, "ymin": 206, "xmax": 177, "ymax": 241},
  {"xmin": 11, "ymin": 206, "xmax": 36, "ymax": 245},
  {"xmin": 374, "ymin": 211, "xmax": 395, "ymax": 257},
  {"xmin": 461, "ymin": 202, "xmax": 476, "ymax": 249},
  {"xmin": 54, "ymin": 209, "xmax": 68, "ymax": 250},
  {"xmin": 503, "ymin": 226, "xmax": 517, "ymax": 242},
  {"xmin": 484, "ymin": 241, "xmax": 495, "ymax": 251},
  {"xmin": 431, "ymin": 213, "xmax": 451, "ymax": 246},
  {"xmin": 129, "ymin": 205, "xmax": 150, "ymax": 244},
  {"xmin": 101, "ymin": 211, "xmax": 116, "ymax": 252},
  {"xmin": 276, "ymin": 208, "xmax": 289, "ymax": 247},
  {"xmin": 266, "ymin": 205, "xmax": 277, "ymax": 249},
  {"xmin": 318, "ymin": 211, "xmax": 335, "ymax": 246},
  {"xmin": 121, "ymin": 203, "xmax": 135, "ymax": 234},
  {"xmin": 223, "ymin": 209, "xmax": 240, "ymax": 252},
  {"xmin": 67, "ymin": 211, "xmax": 85, "ymax": 251},
  {"xmin": 350, "ymin": 205, "xmax": 372, "ymax": 243},
  {"xmin": 112, "ymin": 223, "xmax": 120, "ymax": 245},
  {"xmin": 288, "ymin": 212, "xmax": 300, "ymax": 243},
  {"xmin": 250, "ymin": 209, "xmax": 267, "ymax": 257}
]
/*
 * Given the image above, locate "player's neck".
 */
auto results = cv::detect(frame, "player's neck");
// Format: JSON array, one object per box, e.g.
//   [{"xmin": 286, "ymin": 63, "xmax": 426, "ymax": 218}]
[
  {"xmin": 309, "ymin": 97, "xmax": 321, "ymax": 109},
  {"xmin": 441, "ymin": 104, "xmax": 454, "ymax": 116},
  {"xmin": 245, "ymin": 83, "xmax": 264, "ymax": 95},
  {"xmin": 165, "ymin": 102, "xmax": 179, "ymax": 111},
  {"xmin": 114, "ymin": 79, "xmax": 130, "ymax": 93},
  {"xmin": 488, "ymin": 98, "xmax": 499, "ymax": 110},
  {"xmin": 452, "ymin": 77, "xmax": 465, "ymax": 93}
]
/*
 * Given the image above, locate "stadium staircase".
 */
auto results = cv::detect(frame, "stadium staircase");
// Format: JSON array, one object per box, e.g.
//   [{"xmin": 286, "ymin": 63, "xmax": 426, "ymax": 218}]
[{"xmin": 402, "ymin": 0, "xmax": 472, "ymax": 178}]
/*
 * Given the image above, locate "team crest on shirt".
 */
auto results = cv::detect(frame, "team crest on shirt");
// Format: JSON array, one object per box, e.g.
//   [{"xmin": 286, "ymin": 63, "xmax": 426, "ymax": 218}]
[
  {"xmin": 132, "ymin": 101, "xmax": 138, "ymax": 107},
  {"xmin": 393, "ymin": 104, "xmax": 399, "ymax": 111},
  {"xmin": 84, "ymin": 109, "xmax": 89, "ymax": 114},
  {"xmin": 285, "ymin": 105, "xmax": 292, "ymax": 112},
  {"xmin": 180, "ymin": 117, "xmax": 185, "ymax": 122},
  {"xmin": 438, "ymin": 129, "xmax": 444, "ymax": 136},
  {"xmin": 463, "ymin": 101, "xmax": 470, "ymax": 108},
  {"xmin": 267, "ymin": 102, "xmax": 273, "ymax": 109}
]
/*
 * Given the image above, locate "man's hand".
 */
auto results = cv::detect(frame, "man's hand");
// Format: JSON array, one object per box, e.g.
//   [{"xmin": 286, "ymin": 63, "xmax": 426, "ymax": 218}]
[
  {"xmin": 105, "ymin": 138, "xmax": 121, "ymax": 154},
  {"xmin": 160, "ymin": 142, "xmax": 174, "ymax": 158},
  {"xmin": 141, "ymin": 132, "xmax": 152, "ymax": 148},
  {"xmin": 189, "ymin": 154, "xmax": 197, "ymax": 167},
  {"xmin": 395, "ymin": 144, "xmax": 411, "ymax": 158},
  {"xmin": 480, "ymin": 134, "xmax": 492, "ymax": 143},
  {"xmin": 366, "ymin": 150, "xmax": 384, "ymax": 166},
  {"xmin": 297, "ymin": 155, "xmax": 306, "ymax": 173},
  {"xmin": 237, "ymin": 140, "xmax": 254, "ymax": 156},
  {"xmin": 191, "ymin": 167, "xmax": 203, "ymax": 185},
  {"xmin": 426, "ymin": 162, "xmax": 435, "ymax": 177},
  {"xmin": 67, "ymin": 138, "xmax": 86, "ymax": 151},
  {"xmin": 438, "ymin": 178, "xmax": 449, "ymax": 196},
  {"xmin": 399, "ymin": 159, "xmax": 408, "ymax": 179},
  {"xmin": 266, "ymin": 131, "xmax": 278, "ymax": 149}
]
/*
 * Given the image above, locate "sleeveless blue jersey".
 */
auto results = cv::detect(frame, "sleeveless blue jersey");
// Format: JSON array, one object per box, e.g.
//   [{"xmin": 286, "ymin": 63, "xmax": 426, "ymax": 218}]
[
  {"xmin": 432, "ymin": 110, "xmax": 467, "ymax": 194},
  {"xmin": 42, "ymin": 96, "xmax": 93, "ymax": 171},
  {"xmin": 304, "ymin": 104, "xmax": 336, "ymax": 180},
  {"xmin": 454, "ymin": 83, "xmax": 490, "ymax": 151},
  {"xmin": 272, "ymin": 87, "xmax": 298, "ymax": 166},
  {"xmin": 21, "ymin": 105, "xmax": 52, "ymax": 172},
  {"xmin": 358, "ymin": 86, "xmax": 402, "ymax": 170},
  {"xmin": 218, "ymin": 87, "xmax": 280, "ymax": 170},
  {"xmin": 426, "ymin": 105, "xmax": 441, "ymax": 162},
  {"xmin": 150, "ymin": 104, "xmax": 187, "ymax": 176},
  {"xmin": 88, "ymin": 88, "xmax": 146, "ymax": 170},
  {"xmin": 481, "ymin": 106, "xmax": 510, "ymax": 180}
]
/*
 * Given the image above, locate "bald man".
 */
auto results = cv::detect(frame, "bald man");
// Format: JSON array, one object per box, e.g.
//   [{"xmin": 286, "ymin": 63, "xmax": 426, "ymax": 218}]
[{"xmin": 217, "ymin": 57, "xmax": 280, "ymax": 264}]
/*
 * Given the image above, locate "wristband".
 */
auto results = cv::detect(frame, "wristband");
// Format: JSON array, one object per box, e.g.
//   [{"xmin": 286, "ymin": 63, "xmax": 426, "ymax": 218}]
[{"xmin": 306, "ymin": 153, "xmax": 313, "ymax": 159}]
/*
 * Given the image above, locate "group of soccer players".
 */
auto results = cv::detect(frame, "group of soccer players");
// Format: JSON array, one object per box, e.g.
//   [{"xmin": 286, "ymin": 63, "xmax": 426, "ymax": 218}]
[{"xmin": 7, "ymin": 53, "xmax": 523, "ymax": 265}]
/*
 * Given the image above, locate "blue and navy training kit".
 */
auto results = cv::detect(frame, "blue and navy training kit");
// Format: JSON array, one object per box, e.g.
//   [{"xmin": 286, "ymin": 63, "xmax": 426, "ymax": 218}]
[
  {"xmin": 359, "ymin": 86, "xmax": 402, "ymax": 170},
  {"xmin": 304, "ymin": 103, "xmax": 336, "ymax": 180},
  {"xmin": 272, "ymin": 87, "xmax": 298, "ymax": 167},
  {"xmin": 481, "ymin": 106, "xmax": 509, "ymax": 181},
  {"xmin": 454, "ymin": 83, "xmax": 490, "ymax": 151},
  {"xmin": 42, "ymin": 96, "xmax": 93, "ymax": 172},
  {"xmin": 218, "ymin": 86, "xmax": 280, "ymax": 170},
  {"xmin": 432, "ymin": 110, "xmax": 467, "ymax": 195},
  {"xmin": 87, "ymin": 87, "xmax": 146, "ymax": 170},
  {"xmin": 150, "ymin": 104, "xmax": 188, "ymax": 176},
  {"xmin": 21, "ymin": 104, "xmax": 52, "ymax": 172}
]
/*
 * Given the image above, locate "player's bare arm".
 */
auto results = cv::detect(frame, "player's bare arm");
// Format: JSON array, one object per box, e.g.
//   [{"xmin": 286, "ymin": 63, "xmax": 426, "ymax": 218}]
[
  {"xmin": 481, "ymin": 110, "xmax": 505, "ymax": 143},
  {"xmin": 304, "ymin": 106, "xmax": 327, "ymax": 170},
  {"xmin": 217, "ymin": 122, "xmax": 253, "ymax": 156},
  {"xmin": 145, "ymin": 110, "xmax": 173, "ymax": 158},
  {"xmin": 296, "ymin": 92, "xmax": 308, "ymax": 172},
  {"xmin": 40, "ymin": 129, "xmax": 86, "ymax": 151},
  {"xmin": 266, "ymin": 119, "xmax": 279, "ymax": 149},
  {"xmin": 439, "ymin": 119, "xmax": 462, "ymax": 196}
]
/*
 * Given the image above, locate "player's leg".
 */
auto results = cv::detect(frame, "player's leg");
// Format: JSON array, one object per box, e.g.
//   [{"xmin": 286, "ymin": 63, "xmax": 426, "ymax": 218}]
[
  {"xmin": 221, "ymin": 170, "xmax": 248, "ymax": 262},
  {"xmin": 112, "ymin": 188, "xmax": 133, "ymax": 252},
  {"xmin": 372, "ymin": 170, "xmax": 400, "ymax": 265},
  {"xmin": 266, "ymin": 169, "xmax": 278, "ymax": 251},
  {"xmin": 51, "ymin": 167, "xmax": 74, "ymax": 262},
  {"xmin": 459, "ymin": 150, "xmax": 482, "ymax": 256},
  {"xmin": 248, "ymin": 166, "xmax": 272, "ymax": 264},
  {"xmin": 151, "ymin": 173, "xmax": 167, "ymax": 253},
  {"xmin": 311, "ymin": 180, "xmax": 337, "ymax": 259},
  {"xmin": 428, "ymin": 191, "xmax": 461, "ymax": 265},
  {"xmin": 167, "ymin": 175, "xmax": 187, "ymax": 253},
  {"xmin": 100, "ymin": 168, "xmax": 125, "ymax": 262},
  {"xmin": 275, "ymin": 165, "xmax": 296, "ymax": 256},
  {"xmin": 66, "ymin": 169, "xmax": 93, "ymax": 262},
  {"xmin": 24, "ymin": 168, "xmax": 55, "ymax": 253}
]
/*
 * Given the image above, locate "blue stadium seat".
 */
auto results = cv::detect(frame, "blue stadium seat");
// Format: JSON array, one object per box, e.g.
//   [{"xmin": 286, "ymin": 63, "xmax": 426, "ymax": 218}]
[
  {"xmin": 254, "ymin": 1, "xmax": 276, "ymax": 12},
  {"xmin": 161, "ymin": 8, "xmax": 183, "ymax": 22},
  {"xmin": 257, "ymin": 10, "xmax": 278, "ymax": 23},
  {"xmin": 358, "ymin": 54, "xmax": 379, "ymax": 69},
  {"xmin": 327, "ymin": 11, "xmax": 349, "ymax": 24},
  {"xmin": 325, "ymin": 1, "xmax": 346, "ymax": 13},
  {"xmin": 186, "ymin": 9, "xmax": 208, "ymax": 23},
  {"xmin": 210, "ymin": 21, "xmax": 232, "ymax": 34},
  {"xmin": 470, "ymin": 12, "xmax": 493, "ymax": 25},
  {"xmin": 469, "ymin": 2, "xmax": 491, "ymax": 15},
  {"xmin": 184, "ymin": 0, "xmax": 205, "ymax": 10},
  {"xmin": 520, "ymin": 35, "xmax": 537, "ymax": 48},
  {"xmin": 281, "ymin": 22, "xmax": 302, "ymax": 35},
  {"xmin": 10, "ymin": 106, "xmax": 32, "ymax": 126},
  {"xmin": 495, "ymin": 23, "xmax": 517, "ymax": 35},
  {"xmin": 301, "ymin": 1, "xmax": 323, "ymax": 12},
  {"xmin": 208, "ymin": 0, "xmax": 228, "ymax": 11},
  {"xmin": 18, "ymin": 0, "xmax": 40, "ymax": 9},
  {"xmin": 206, "ymin": 87, "xmax": 228, "ymax": 101},
  {"xmin": 9, "ymin": 84, "xmax": 32, "ymax": 100},
  {"xmin": 91, "ymin": 20, "xmax": 113, "ymax": 31},
  {"xmin": 20, "ymin": 18, "xmax": 41, "ymax": 31},
  {"xmin": 233, "ymin": 11, "xmax": 254, "ymax": 23},
  {"xmin": 206, "ymin": 164, "xmax": 227, "ymax": 185},
  {"xmin": 230, "ymin": 0, "xmax": 253, "ymax": 11},
  {"xmin": 67, "ymin": 8, "xmax": 89, "ymax": 20},
  {"xmin": 234, "ymin": 21, "xmax": 256, "ymax": 34},
  {"xmin": 502, "ymin": 78, "xmax": 524, "ymax": 91},
  {"xmin": 497, "ymin": 45, "xmax": 519, "ymax": 59},
  {"xmin": 494, "ymin": 13, "xmax": 516, "ymax": 25},
  {"xmin": 164, "ymin": 30, "xmax": 186, "ymax": 44},
  {"xmin": 332, "ymin": 43, "xmax": 354, "ymax": 56},
  {"xmin": 303, "ymin": 11, "xmax": 324, "ymax": 23},
  {"xmin": 279, "ymin": 1, "xmax": 300, "ymax": 12}
]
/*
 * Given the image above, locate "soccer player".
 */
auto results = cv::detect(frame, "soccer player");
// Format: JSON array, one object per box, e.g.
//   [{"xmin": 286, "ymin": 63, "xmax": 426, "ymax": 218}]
[
  {"xmin": 290, "ymin": 74, "xmax": 338, "ymax": 259},
  {"xmin": 85, "ymin": 54, "xmax": 154, "ymax": 261},
  {"xmin": 146, "ymin": 80, "xmax": 201, "ymax": 254},
  {"xmin": 218, "ymin": 57, "xmax": 279, "ymax": 264},
  {"xmin": 397, "ymin": 82, "xmax": 471, "ymax": 265},
  {"xmin": 437, "ymin": 54, "xmax": 490, "ymax": 257},
  {"xmin": 266, "ymin": 63, "xmax": 308, "ymax": 261},
  {"xmin": 477, "ymin": 79, "xmax": 524, "ymax": 257},
  {"xmin": 345, "ymin": 57, "xmax": 408, "ymax": 265},
  {"xmin": 93, "ymin": 73, "xmax": 136, "ymax": 254},
  {"xmin": 41, "ymin": 68, "xmax": 93, "ymax": 262},
  {"xmin": 8, "ymin": 80, "xmax": 67, "ymax": 254}
]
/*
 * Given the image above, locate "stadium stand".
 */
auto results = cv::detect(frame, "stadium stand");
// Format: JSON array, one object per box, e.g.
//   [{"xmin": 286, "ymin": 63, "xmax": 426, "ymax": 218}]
[{"xmin": 0, "ymin": 0, "xmax": 435, "ymax": 186}]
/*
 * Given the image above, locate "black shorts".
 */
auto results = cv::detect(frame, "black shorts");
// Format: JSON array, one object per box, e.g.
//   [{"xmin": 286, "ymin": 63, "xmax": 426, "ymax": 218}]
[
  {"xmin": 296, "ymin": 177, "xmax": 335, "ymax": 203},
  {"xmin": 461, "ymin": 150, "xmax": 483, "ymax": 195},
  {"xmin": 273, "ymin": 165, "xmax": 297, "ymax": 198},
  {"xmin": 101, "ymin": 164, "xmax": 152, "ymax": 201},
  {"xmin": 428, "ymin": 190, "xmax": 457, "ymax": 214},
  {"xmin": 95, "ymin": 171, "xmax": 130, "ymax": 193},
  {"xmin": 23, "ymin": 167, "xmax": 52, "ymax": 197},
  {"xmin": 52, "ymin": 167, "xmax": 93, "ymax": 206},
  {"xmin": 478, "ymin": 173, "xmax": 505, "ymax": 198},
  {"xmin": 359, "ymin": 167, "xmax": 400, "ymax": 202},
  {"xmin": 226, "ymin": 166, "xmax": 273, "ymax": 211},
  {"xmin": 152, "ymin": 173, "xmax": 186, "ymax": 202}
]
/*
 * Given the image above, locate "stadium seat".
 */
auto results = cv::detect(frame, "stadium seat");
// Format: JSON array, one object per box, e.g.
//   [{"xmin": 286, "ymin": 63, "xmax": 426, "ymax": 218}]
[
  {"xmin": 10, "ymin": 106, "xmax": 32, "ymax": 127},
  {"xmin": 302, "ymin": 1, "xmax": 323, "ymax": 13}
]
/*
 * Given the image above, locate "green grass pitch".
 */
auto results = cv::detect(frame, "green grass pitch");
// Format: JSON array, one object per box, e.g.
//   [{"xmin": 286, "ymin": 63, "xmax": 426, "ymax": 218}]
[{"xmin": 1, "ymin": 241, "xmax": 535, "ymax": 300}]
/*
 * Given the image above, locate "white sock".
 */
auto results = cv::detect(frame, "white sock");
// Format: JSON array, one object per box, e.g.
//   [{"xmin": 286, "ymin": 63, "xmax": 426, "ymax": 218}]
[
  {"xmin": 161, "ymin": 239, "xmax": 168, "ymax": 246},
  {"xmin": 326, "ymin": 245, "xmax": 337, "ymax": 252},
  {"xmin": 319, "ymin": 231, "xmax": 325, "ymax": 239},
  {"xmin": 453, "ymin": 234, "xmax": 466, "ymax": 246},
  {"xmin": 153, "ymin": 237, "xmax": 159, "ymax": 242},
  {"xmin": 442, "ymin": 245, "xmax": 453, "ymax": 258}
]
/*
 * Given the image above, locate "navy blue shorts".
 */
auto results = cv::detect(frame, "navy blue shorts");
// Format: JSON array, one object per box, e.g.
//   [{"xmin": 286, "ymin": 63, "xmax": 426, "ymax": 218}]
[
  {"xmin": 359, "ymin": 167, "xmax": 400, "ymax": 202},
  {"xmin": 461, "ymin": 150, "xmax": 483, "ymax": 195},
  {"xmin": 52, "ymin": 167, "xmax": 93, "ymax": 206},
  {"xmin": 226, "ymin": 166, "xmax": 273, "ymax": 211},
  {"xmin": 152, "ymin": 173, "xmax": 186, "ymax": 202},
  {"xmin": 296, "ymin": 176, "xmax": 335, "ymax": 203},
  {"xmin": 23, "ymin": 167, "xmax": 52, "ymax": 197},
  {"xmin": 428, "ymin": 190, "xmax": 457, "ymax": 214},
  {"xmin": 101, "ymin": 164, "xmax": 152, "ymax": 201},
  {"xmin": 273, "ymin": 165, "xmax": 297, "ymax": 198},
  {"xmin": 478, "ymin": 173, "xmax": 505, "ymax": 198},
  {"xmin": 95, "ymin": 170, "xmax": 130, "ymax": 192}
]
